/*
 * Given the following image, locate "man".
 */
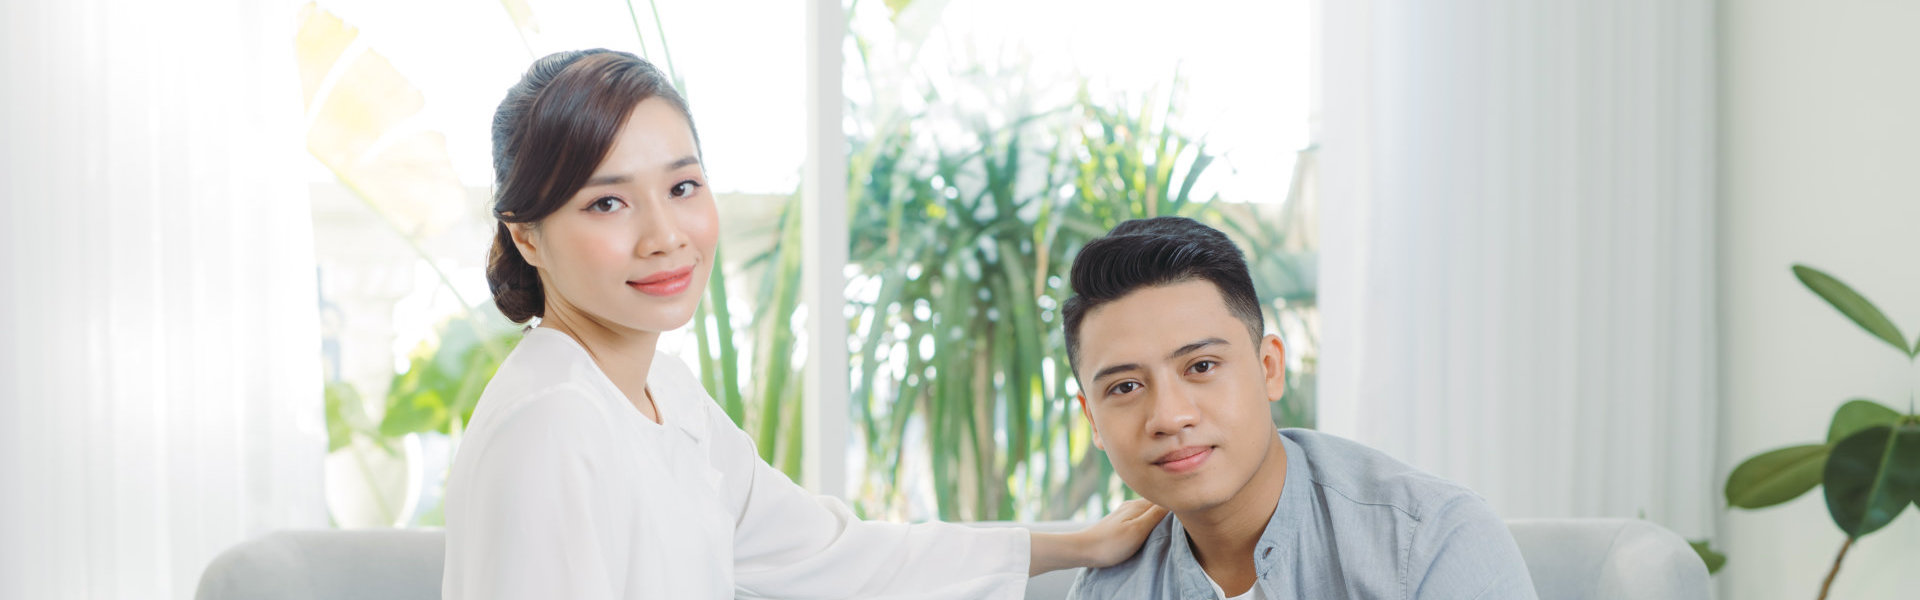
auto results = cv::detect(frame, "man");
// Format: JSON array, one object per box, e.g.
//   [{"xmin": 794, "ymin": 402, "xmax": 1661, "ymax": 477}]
[{"xmin": 1062, "ymin": 217, "xmax": 1536, "ymax": 599}]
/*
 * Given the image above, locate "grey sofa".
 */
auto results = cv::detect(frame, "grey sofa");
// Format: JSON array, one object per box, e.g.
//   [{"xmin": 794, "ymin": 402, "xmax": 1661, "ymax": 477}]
[{"xmin": 197, "ymin": 518, "xmax": 1708, "ymax": 599}]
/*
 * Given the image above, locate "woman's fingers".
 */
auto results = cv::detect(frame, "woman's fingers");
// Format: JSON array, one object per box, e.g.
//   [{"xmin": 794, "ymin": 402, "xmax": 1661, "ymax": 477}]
[{"xmin": 1081, "ymin": 499, "xmax": 1168, "ymax": 568}]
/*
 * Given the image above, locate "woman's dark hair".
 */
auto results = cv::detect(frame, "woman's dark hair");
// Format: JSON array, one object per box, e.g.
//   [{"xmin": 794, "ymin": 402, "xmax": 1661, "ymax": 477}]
[
  {"xmin": 1060, "ymin": 216, "xmax": 1265, "ymax": 374},
  {"xmin": 486, "ymin": 49, "xmax": 699, "ymax": 324}
]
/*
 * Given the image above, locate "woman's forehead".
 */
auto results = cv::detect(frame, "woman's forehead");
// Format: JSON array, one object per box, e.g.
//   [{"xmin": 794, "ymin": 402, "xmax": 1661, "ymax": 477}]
[{"xmin": 596, "ymin": 98, "xmax": 700, "ymax": 170}]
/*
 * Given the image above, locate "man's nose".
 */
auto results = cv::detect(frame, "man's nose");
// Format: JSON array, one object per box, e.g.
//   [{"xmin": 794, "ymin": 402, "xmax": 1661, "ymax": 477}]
[{"xmin": 1145, "ymin": 385, "xmax": 1200, "ymax": 437}]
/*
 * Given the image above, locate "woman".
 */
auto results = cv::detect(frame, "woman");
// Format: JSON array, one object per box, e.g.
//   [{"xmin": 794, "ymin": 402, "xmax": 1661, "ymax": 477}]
[{"xmin": 441, "ymin": 48, "xmax": 1165, "ymax": 599}]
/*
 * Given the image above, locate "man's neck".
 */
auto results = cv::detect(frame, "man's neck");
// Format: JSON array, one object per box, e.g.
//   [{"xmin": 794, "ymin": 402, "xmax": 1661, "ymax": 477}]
[{"xmin": 1178, "ymin": 431, "xmax": 1288, "ymax": 597}]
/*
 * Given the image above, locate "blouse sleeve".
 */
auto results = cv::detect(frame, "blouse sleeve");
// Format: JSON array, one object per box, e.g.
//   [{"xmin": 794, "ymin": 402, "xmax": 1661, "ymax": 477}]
[
  {"xmin": 443, "ymin": 393, "xmax": 623, "ymax": 600},
  {"xmin": 703, "ymin": 402, "xmax": 1031, "ymax": 600}
]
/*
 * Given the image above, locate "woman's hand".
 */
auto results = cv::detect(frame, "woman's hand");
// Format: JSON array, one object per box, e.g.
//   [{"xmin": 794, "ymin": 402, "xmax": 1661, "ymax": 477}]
[{"xmin": 1028, "ymin": 499, "xmax": 1169, "ymax": 576}]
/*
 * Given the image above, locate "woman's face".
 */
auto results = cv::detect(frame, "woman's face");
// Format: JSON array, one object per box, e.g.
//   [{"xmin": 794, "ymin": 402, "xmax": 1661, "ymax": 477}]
[{"xmin": 511, "ymin": 96, "xmax": 717, "ymax": 336}]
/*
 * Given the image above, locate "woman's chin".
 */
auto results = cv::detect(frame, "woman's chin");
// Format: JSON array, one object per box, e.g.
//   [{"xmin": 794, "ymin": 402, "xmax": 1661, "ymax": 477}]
[{"xmin": 618, "ymin": 306, "xmax": 699, "ymax": 335}]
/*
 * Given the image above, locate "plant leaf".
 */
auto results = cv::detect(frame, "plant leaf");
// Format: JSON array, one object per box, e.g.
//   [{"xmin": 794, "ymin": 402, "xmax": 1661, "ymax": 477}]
[
  {"xmin": 1823, "ymin": 424, "xmax": 1920, "ymax": 538},
  {"xmin": 379, "ymin": 385, "xmax": 445, "ymax": 438},
  {"xmin": 323, "ymin": 381, "xmax": 364, "ymax": 453},
  {"xmin": 1830, "ymin": 398, "xmax": 1902, "ymax": 444},
  {"xmin": 1688, "ymin": 539, "xmax": 1726, "ymax": 575},
  {"xmin": 499, "ymin": 0, "xmax": 540, "ymax": 33},
  {"xmin": 1793, "ymin": 265, "xmax": 1912, "ymax": 357},
  {"xmin": 1725, "ymin": 444, "xmax": 1829, "ymax": 509},
  {"xmin": 294, "ymin": 3, "xmax": 355, "ymax": 110},
  {"xmin": 297, "ymin": 5, "xmax": 467, "ymax": 240}
]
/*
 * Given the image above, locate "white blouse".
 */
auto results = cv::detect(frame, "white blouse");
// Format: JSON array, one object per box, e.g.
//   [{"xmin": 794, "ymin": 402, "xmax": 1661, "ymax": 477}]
[{"xmin": 443, "ymin": 328, "xmax": 1030, "ymax": 599}]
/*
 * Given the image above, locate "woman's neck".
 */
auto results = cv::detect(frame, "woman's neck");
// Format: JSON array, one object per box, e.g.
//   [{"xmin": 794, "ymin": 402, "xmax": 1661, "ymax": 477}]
[{"xmin": 539, "ymin": 309, "xmax": 662, "ymax": 423}]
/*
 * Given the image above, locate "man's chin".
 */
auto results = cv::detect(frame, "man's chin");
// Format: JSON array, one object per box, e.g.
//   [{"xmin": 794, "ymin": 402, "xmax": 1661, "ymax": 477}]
[{"xmin": 1135, "ymin": 481, "xmax": 1228, "ymax": 515}]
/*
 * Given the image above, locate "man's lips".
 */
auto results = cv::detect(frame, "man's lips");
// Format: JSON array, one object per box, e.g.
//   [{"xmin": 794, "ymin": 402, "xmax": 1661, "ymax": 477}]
[
  {"xmin": 628, "ymin": 265, "xmax": 695, "ymax": 296},
  {"xmin": 1153, "ymin": 446, "xmax": 1214, "ymax": 473}
]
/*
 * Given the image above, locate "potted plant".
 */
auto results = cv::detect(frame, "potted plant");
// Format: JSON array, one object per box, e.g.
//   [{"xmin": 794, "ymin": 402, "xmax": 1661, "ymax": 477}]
[{"xmin": 1723, "ymin": 264, "xmax": 1920, "ymax": 600}]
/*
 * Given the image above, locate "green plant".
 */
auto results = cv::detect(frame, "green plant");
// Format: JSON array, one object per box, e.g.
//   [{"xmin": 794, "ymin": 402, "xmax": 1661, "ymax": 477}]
[
  {"xmin": 1690, "ymin": 539, "xmax": 1726, "ymax": 575},
  {"xmin": 690, "ymin": 205, "xmax": 810, "ymax": 477},
  {"xmin": 299, "ymin": 1, "xmax": 517, "ymax": 526},
  {"xmin": 327, "ymin": 310, "xmax": 522, "ymax": 525},
  {"xmin": 1722, "ymin": 264, "xmax": 1920, "ymax": 600}
]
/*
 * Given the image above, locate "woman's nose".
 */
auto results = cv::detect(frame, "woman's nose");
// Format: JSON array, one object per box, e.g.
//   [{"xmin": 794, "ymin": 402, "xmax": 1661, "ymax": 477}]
[{"xmin": 633, "ymin": 197, "xmax": 688, "ymax": 257}]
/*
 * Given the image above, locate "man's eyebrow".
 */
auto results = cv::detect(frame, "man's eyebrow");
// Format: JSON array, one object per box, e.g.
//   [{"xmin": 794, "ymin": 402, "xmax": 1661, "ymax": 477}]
[
  {"xmin": 1090, "ymin": 363, "xmax": 1143, "ymax": 384},
  {"xmin": 1167, "ymin": 338, "xmax": 1229, "ymax": 360},
  {"xmin": 1088, "ymin": 338, "xmax": 1230, "ymax": 385}
]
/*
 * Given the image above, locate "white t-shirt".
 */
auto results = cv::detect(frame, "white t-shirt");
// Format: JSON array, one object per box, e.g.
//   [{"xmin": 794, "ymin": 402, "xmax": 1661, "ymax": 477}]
[
  {"xmin": 442, "ymin": 328, "xmax": 1029, "ymax": 599},
  {"xmin": 1208, "ymin": 574, "xmax": 1266, "ymax": 600}
]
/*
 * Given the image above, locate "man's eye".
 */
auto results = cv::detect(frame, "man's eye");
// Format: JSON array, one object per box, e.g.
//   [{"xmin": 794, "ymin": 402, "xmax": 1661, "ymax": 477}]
[
  {"xmin": 1191, "ymin": 360, "xmax": 1217, "ymax": 374},
  {"xmin": 670, "ymin": 180, "xmax": 703, "ymax": 198},
  {"xmin": 1108, "ymin": 381, "xmax": 1140, "ymax": 396},
  {"xmin": 588, "ymin": 197, "xmax": 625, "ymax": 213}
]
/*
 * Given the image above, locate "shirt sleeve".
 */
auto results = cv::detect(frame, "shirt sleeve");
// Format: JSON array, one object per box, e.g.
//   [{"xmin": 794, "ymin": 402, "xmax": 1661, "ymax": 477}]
[
  {"xmin": 444, "ymin": 394, "xmax": 622, "ymax": 600},
  {"xmin": 1404, "ymin": 494, "xmax": 1538, "ymax": 600},
  {"xmin": 702, "ymin": 401, "xmax": 1031, "ymax": 600}
]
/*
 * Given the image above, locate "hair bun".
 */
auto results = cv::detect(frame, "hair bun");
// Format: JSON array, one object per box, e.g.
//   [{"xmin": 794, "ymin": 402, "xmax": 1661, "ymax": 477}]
[{"xmin": 486, "ymin": 223, "xmax": 545, "ymax": 324}]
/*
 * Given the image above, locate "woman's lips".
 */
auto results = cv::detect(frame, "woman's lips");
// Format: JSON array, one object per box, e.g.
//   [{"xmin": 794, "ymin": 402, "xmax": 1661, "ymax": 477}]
[
  {"xmin": 628, "ymin": 265, "xmax": 695, "ymax": 296},
  {"xmin": 1154, "ymin": 446, "xmax": 1214, "ymax": 474}
]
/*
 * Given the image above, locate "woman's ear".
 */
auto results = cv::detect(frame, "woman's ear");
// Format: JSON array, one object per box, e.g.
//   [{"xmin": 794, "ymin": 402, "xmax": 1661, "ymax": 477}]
[
  {"xmin": 1260, "ymin": 333, "xmax": 1287, "ymax": 403},
  {"xmin": 507, "ymin": 222, "xmax": 545, "ymax": 269}
]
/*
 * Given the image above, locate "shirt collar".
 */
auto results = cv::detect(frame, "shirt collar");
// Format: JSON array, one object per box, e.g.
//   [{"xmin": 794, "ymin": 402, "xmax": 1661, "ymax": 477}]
[{"xmin": 531, "ymin": 327, "xmax": 711, "ymax": 446}]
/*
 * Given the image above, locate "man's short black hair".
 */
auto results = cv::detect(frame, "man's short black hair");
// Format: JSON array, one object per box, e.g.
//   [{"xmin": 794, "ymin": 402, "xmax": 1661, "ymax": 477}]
[{"xmin": 1062, "ymin": 216, "xmax": 1265, "ymax": 374}]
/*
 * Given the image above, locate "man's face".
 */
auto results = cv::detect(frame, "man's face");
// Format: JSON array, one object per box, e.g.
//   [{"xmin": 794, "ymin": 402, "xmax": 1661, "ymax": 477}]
[{"xmin": 1075, "ymin": 279, "xmax": 1287, "ymax": 514}]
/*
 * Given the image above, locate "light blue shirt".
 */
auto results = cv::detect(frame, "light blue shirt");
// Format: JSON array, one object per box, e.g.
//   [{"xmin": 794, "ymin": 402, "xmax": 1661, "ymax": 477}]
[{"xmin": 1068, "ymin": 429, "xmax": 1537, "ymax": 599}]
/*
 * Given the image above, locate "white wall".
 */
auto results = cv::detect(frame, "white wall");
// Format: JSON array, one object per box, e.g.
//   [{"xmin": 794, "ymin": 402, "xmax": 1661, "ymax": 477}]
[{"xmin": 1720, "ymin": 2, "xmax": 1920, "ymax": 598}]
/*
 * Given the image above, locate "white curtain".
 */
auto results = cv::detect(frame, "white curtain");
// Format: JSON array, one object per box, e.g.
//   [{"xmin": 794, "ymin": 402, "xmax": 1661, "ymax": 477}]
[
  {"xmin": 1318, "ymin": 0, "xmax": 1717, "ymax": 541},
  {"xmin": 0, "ymin": 1, "xmax": 326, "ymax": 598}
]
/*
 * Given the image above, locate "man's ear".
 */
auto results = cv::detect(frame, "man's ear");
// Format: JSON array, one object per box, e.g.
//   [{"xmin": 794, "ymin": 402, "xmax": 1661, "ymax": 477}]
[
  {"xmin": 507, "ymin": 222, "xmax": 545, "ymax": 269},
  {"xmin": 1077, "ymin": 393, "xmax": 1104, "ymax": 451},
  {"xmin": 1260, "ymin": 333, "xmax": 1287, "ymax": 403}
]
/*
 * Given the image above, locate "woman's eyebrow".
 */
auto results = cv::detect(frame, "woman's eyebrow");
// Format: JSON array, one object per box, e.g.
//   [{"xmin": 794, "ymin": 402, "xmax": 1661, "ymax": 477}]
[
  {"xmin": 584, "ymin": 173, "xmax": 630, "ymax": 187},
  {"xmin": 582, "ymin": 156, "xmax": 700, "ymax": 188}
]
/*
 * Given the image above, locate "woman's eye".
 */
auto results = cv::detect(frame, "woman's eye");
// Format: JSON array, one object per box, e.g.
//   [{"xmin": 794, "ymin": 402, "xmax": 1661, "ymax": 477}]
[
  {"xmin": 1108, "ymin": 381, "xmax": 1141, "ymax": 396},
  {"xmin": 1190, "ymin": 360, "xmax": 1217, "ymax": 374},
  {"xmin": 670, "ymin": 180, "xmax": 703, "ymax": 198},
  {"xmin": 588, "ymin": 197, "xmax": 625, "ymax": 213}
]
